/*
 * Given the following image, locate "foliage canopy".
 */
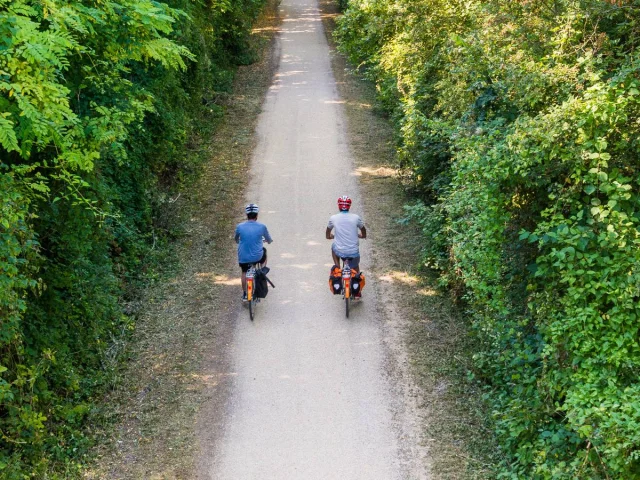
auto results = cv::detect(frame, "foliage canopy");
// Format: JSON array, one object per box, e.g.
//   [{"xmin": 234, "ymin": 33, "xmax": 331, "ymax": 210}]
[{"xmin": 0, "ymin": 0, "xmax": 265, "ymax": 476}]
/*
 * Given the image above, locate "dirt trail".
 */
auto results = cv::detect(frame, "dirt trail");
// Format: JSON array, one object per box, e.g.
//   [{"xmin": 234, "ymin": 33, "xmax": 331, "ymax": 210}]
[{"xmin": 196, "ymin": 0, "xmax": 431, "ymax": 478}]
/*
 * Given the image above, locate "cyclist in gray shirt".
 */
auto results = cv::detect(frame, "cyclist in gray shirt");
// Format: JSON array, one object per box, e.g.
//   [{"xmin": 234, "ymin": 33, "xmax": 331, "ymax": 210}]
[{"xmin": 325, "ymin": 195, "xmax": 366, "ymax": 272}]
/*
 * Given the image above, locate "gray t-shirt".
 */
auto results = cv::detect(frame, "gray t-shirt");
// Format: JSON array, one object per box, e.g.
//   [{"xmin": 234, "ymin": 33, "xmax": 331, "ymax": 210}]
[{"xmin": 327, "ymin": 212, "xmax": 364, "ymax": 257}]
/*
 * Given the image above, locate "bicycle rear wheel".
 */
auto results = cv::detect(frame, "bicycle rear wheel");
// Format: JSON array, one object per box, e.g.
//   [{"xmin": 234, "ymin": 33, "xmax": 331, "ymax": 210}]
[
  {"xmin": 247, "ymin": 275, "xmax": 255, "ymax": 321},
  {"xmin": 345, "ymin": 296, "xmax": 349, "ymax": 318},
  {"xmin": 249, "ymin": 297, "xmax": 256, "ymax": 321}
]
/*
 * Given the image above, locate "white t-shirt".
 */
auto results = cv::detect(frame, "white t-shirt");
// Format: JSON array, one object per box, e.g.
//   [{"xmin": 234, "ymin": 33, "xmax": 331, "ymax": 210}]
[{"xmin": 327, "ymin": 212, "xmax": 364, "ymax": 257}]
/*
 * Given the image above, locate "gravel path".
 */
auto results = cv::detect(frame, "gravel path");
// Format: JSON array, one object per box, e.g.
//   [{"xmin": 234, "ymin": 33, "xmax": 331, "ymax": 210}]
[{"xmin": 197, "ymin": 0, "xmax": 430, "ymax": 478}]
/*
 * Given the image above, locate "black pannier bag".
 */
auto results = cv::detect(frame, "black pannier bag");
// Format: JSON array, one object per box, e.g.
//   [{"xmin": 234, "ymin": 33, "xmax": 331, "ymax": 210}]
[
  {"xmin": 329, "ymin": 265, "xmax": 342, "ymax": 295},
  {"xmin": 351, "ymin": 272, "xmax": 365, "ymax": 296},
  {"xmin": 254, "ymin": 267, "xmax": 271, "ymax": 299}
]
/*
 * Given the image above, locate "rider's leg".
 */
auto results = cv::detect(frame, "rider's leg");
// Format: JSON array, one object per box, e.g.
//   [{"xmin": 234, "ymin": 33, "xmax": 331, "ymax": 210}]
[
  {"xmin": 332, "ymin": 249, "xmax": 341, "ymax": 266},
  {"xmin": 351, "ymin": 256, "xmax": 361, "ymax": 274},
  {"xmin": 351, "ymin": 256, "xmax": 362, "ymax": 297},
  {"xmin": 239, "ymin": 263, "xmax": 249, "ymax": 295},
  {"xmin": 259, "ymin": 248, "xmax": 268, "ymax": 268}
]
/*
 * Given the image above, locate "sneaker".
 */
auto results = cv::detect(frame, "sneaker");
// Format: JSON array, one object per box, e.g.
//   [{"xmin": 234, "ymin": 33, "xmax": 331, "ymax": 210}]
[{"xmin": 242, "ymin": 292, "xmax": 247, "ymax": 302}]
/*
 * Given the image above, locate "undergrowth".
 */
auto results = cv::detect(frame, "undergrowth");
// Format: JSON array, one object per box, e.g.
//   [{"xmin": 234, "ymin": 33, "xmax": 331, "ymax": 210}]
[{"xmin": 0, "ymin": 0, "xmax": 266, "ymax": 476}]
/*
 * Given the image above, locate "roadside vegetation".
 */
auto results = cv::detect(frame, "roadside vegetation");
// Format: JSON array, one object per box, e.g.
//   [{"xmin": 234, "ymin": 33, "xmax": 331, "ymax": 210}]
[
  {"xmin": 322, "ymin": 1, "xmax": 498, "ymax": 477},
  {"xmin": 0, "ymin": 0, "xmax": 266, "ymax": 477},
  {"xmin": 335, "ymin": 0, "xmax": 640, "ymax": 478}
]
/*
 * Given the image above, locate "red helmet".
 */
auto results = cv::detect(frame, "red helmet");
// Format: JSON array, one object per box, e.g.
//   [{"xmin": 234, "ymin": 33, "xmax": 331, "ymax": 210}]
[{"xmin": 338, "ymin": 195, "xmax": 352, "ymax": 211}]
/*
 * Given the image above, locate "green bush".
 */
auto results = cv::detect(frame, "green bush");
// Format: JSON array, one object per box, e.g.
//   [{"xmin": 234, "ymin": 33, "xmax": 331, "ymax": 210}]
[
  {"xmin": 0, "ymin": 0, "xmax": 265, "ymax": 475},
  {"xmin": 337, "ymin": 0, "xmax": 640, "ymax": 477}
]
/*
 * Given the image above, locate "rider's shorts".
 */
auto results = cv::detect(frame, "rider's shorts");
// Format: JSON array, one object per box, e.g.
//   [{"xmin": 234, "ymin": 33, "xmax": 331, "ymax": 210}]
[
  {"xmin": 332, "ymin": 246, "xmax": 360, "ymax": 270},
  {"xmin": 239, "ymin": 248, "xmax": 267, "ymax": 272}
]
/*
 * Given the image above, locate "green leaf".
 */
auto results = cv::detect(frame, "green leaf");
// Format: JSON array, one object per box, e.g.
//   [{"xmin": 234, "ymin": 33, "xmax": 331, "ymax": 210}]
[{"xmin": 0, "ymin": 115, "xmax": 19, "ymax": 153}]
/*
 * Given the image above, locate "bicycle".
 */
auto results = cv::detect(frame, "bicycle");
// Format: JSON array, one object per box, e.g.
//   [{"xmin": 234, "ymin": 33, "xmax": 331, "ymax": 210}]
[
  {"xmin": 340, "ymin": 257, "xmax": 356, "ymax": 318},
  {"xmin": 245, "ymin": 263, "xmax": 260, "ymax": 321}
]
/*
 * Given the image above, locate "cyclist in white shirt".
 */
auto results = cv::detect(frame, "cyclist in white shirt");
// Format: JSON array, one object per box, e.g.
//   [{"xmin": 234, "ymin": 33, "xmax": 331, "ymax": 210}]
[{"xmin": 325, "ymin": 195, "xmax": 366, "ymax": 273}]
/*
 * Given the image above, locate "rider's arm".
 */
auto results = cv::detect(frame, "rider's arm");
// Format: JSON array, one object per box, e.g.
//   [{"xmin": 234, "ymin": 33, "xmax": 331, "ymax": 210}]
[
  {"xmin": 359, "ymin": 225, "xmax": 367, "ymax": 239},
  {"xmin": 326, "ymin": 227, "xmax": 334, "ymax": 240},
  {"xmin": 263, "ymin": 225, "xmax": 273, "ymax": 244},
  {"xmin": 234, "ymin": 226, "xmax": 240, "ymax": 244},
  {"xmin": 326, "ymin": 216, "xmax": 335, "ymax": 239}
]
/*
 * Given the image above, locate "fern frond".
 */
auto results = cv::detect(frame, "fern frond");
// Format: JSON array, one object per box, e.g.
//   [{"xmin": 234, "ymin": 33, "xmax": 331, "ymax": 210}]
[
  {"xmin": 57, "ymin": 149, "xmax": 100, "ymax": 172},
  {"xmin": 0, "ymin": 114, "xmax": 19, "ymax": 153},
  {"xmin": 142, "ymin": 38, "xmax": 195, "ymax": 70},
  {"xmin": 8, "ymin": 4, "xmax": 39, "ymax": 18}
]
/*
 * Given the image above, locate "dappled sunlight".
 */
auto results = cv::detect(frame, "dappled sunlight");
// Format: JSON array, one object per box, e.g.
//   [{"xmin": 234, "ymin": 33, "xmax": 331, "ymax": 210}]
[
  {"xmin": 354, "ymin": 101, "xmax": 372, "ymax": 109},
  {"xmin": 320, "ymin": 13, "xmax": 339, "ymax": 21},
  {"xmin": 324, "ymin": 99, "xmax": 346, "ymax": 104},
  {"xmin": 417, "ymin": 287, "xmax": 437, "ymax": 297},
  {"xmin": 195, "ymin": 272, "xmax": 222, "ymax": 283},
  {"xmin": 352, "ymin": 166, "xmax": 397, "ymax": 178},
  {"xmin": 280, "ymin": 29, "xmax": 317, "ymax": 34},
  {"xmin": 152, "ymin": 353, "xmax": 167, "ymax": 372},
  {"xmin": 278, "ymin": 11, "xmax": 321, "ymax": 33},
  {"xmin": 307, "ymin": 240, "xmax": 321, "ymax": 246},
  {"xmin": 282, "ymin": 16, "xmax": 321, "ymax": 23},
  {"xmin": 275, "ymin": 70, "xmax": 306, "ymax": 77},
  {"xmin": 211, "ymin": 274, "xmax": 241, "ymax": 286},
  {"xmin": 252, "ymin": 25, "xmax": 279, "ymax": 34},
  {"xmin": 187, "ymin": 373, "xmax": 221, "ymax": 388},
  {"xmin": 280, "ymin": 252, "xmax": 296, "ymax": 259},
  {"xmin": 378, "ymin": 271, "xmax": 419, "ymax": 286}
]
